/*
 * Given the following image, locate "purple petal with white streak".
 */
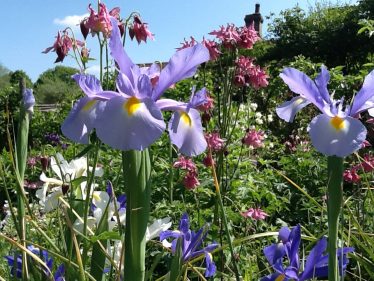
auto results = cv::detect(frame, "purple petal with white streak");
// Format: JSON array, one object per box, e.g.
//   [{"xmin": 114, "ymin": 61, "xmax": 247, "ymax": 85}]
[
  {"xmin": 276, "ymin": 96, "xmax": 311, "ymax": 122},
  {"xmin": 280, "ymin": 68, "xmax": 326, "ymax": 112},
  {"xmin": 168, "ymin": 109, "xmax": 207, "ymax": 156},
  {"xmin": 61, "ymin": 97, "xmax": 103, "ymax": 144}
]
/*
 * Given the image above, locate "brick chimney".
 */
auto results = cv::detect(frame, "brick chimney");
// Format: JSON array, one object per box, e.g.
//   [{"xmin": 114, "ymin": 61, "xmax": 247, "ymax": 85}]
[{"xmin": 244, "ymin": 3, "xmax": 263, "ymax": 37}]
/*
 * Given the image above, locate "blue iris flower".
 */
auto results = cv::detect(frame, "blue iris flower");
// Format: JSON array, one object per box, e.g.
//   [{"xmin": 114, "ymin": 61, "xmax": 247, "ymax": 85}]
[
  {"xmin": 160, "ymin": 213, "xmax": 218, "ymax": 277},
  {"xmin": 261, "ymin": 225, "xmax": 354, "ymax": 281}
]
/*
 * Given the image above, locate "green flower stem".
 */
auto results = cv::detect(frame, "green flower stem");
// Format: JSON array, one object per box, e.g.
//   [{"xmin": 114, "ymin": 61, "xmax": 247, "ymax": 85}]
[
  {"xmin": 168, "ymin": 142, "xmax": 174, "ymax": 203},
  {"xmin": 209, "ymin": 148, "xmax": 241, "ymax": 281},
  {"xmin": 327, "ymin": 156, "xmax": 344, "ymax": 281},
  {"xmin": 15, "ymin": 78, "xmax": 30, "ymax": 280},
  {"xmin": 122, "ymin": 149, "xmax": 152, "ymax": 281}
]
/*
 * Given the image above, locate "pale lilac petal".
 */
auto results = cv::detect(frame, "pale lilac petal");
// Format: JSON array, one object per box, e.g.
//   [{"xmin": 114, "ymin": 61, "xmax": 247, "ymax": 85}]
[
  {"xmin": 168, "ymin": 109, "xmax": 207, "ymax": 156},
  {"xmin": 156, "ymin": 99, "xmax": 187, "ymax": 111},
  {"xmin": 314, "ymin": 65, "xmax": 331, "ymax": 104},
  {"xmin": 308, "ymin": 114, "xmax": 367, "ymax": 157},
  {"xmin": 137, "ymin": 74, "xmax": 153, "ymax": 99},
  {"xmin": 73, "ymin": 73, "xmax": 120, "ymax": 100},
  {"xmin": 189, "ymin": 87, "xmax": 208, "ymax": 108},
  {"xmin": 95, "ymin": 96, "xmax": 165, "ymax": 150},
  {"xmin": 116, "ymin": 72, "xmax": 135, "ymax": 96},
  {"xmin": 140, "ymin": 63, "xmax": 160, "ymax": 77},
  {"xmin": 280, "ymin": 68, "xmax": 326, "ymax": 112},
  {"xmin": 350, "ymin": 69, "xmax": 374, "ymax": 116},
  {"xmin": 276, "ymin": 96, "xmax": 311, "ymax": 122},
  {"xmin": 61, "ymin": 97, "xmax": 103, "ymax": 144},
  {"xmin": 109, "ymin": 17, "xmax": 135, "ymax": 82},
  {"xmin": 152, "ymin": 44, "xmax": 210, "ymax": 100}
]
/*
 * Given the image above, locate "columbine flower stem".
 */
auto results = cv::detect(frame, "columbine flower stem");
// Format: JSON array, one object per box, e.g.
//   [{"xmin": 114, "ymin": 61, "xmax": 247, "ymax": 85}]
[
  {"xmin": 122, "ymin": 149, "xmax": 152, "ymax": 281},
  {"xmin": 209, "ymin": 148, "xmax": 241, "ymax": 281},
  {"xmin": 327, "ymin": 156, "xmax": 344, "ymax": 281},
  {"xmin": 168, "ymin": 141, "xmax": 174, "ymax": 202}
]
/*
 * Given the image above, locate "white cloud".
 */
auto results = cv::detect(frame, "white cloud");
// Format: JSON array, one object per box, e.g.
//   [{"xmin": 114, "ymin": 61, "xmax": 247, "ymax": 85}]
[
  {"xmin": 86, "ymin": 65, "xmax": 100, "ymax": 78},
  {"xmin": 53, "ymin": 14, "xmax": 88, "ymax": 29}
]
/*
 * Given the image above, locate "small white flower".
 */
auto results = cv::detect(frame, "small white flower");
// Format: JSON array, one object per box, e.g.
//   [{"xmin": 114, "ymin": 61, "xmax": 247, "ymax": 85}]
[
  {"xmin": 250, "ymin": 103, "xmax": 258, "ymax": 111},
  {"xmin": 255, "ymin": 118, "xmax": 263, "ymax": 125},
  {"xmin": 267, "ymin": 114, "xmax": 274, "ymax": 122},
  {"xmin": 255, "ymin": 112, "xmax": 262, "ymax": 118},
  {"xmin": 146, "ymin": 217, "xmax": 172, "ymax": 241}
]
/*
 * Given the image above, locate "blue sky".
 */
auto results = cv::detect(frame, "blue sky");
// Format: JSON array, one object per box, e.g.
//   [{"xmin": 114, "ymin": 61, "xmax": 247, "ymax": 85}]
[{"xmin": 0, "ymin": 0, "xmax": 356, "ymax": 82}]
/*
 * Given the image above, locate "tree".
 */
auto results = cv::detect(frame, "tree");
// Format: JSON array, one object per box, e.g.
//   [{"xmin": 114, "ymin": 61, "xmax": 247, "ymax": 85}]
[{"xmin": 34, "ymin": 66, "xmax": 81, "ymax": 104}]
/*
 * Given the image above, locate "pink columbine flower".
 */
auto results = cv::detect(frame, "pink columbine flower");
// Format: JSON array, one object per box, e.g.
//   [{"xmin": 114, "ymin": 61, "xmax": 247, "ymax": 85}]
[
  {"xmin": 209, "ymin": 24, "xmax": 241, "ymax": 49},
  {"xmin": 238, "ymin": 24, "xmax": 260, "ymax": 49},
  {"xmin": 242, "ymin": 129, "xmax": 265, "ymax": 148},
  {"xmin": 176, "ymin": 37, "xmax": 197, "ymax": 51},
  {"xmin": 343, "ymin": 168, "xmax": 361, "ymax": 183},
  {"xmin": 84, "ymin": 3, "xmax": 113, "ymax": 38},
  {"xmin": 241, "ymin": 208, "xmax": 268, "ymax": 220},
  {"xmin": 234, "ymin": 56, "xmax": 268, "ymax": 89},
  {"xmin": 129, "ymin": 16, "xmax": 154, "ymax": 44},
  {"xmin": 205, "ymin": 132, "xmax": 225, "ymax": 151},
  {"xmin": 197, "ymin": 93, "xmax": 214, "ymax": 112},
  {"xmin": 173, "ymin": 156, "xmax": 197, "ymax": 172},
  {"xmin": 202, "ymin": 155, "xmax": 215, "ymax": 167},
  {"xmin": 202, "ymin": 38, "xmax": 221, "ymax": 60},
  {"xmin": 183, "ymin": 171, "xmax": 200, "ymax": 190},
  {"xmin": 361, "ymin": 154, "xmax": 374, "ymax": 172},
  {"xmin": 27, "ymin": 157, "xmax": 37, "ymax": 167},
  {"xmin": 43, "ymin": 31, "xmax": 73, "ymax": 63}
]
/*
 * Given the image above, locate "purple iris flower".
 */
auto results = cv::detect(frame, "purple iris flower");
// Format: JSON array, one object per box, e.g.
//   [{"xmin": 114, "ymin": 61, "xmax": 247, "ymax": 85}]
[
  {"xmin": 160, "ymin": 213, "xmax": 218, "ymax": 277},
  {"xmin": 277, "ymin": 66, "xmax": 374, "ymax": 157},
  {"xmin": 4, "ymin": 245, "xmax": 64, "ymax": 279},
  {"xmin": 62, "ymin": 17, "xmax": 210, "ymax": 156},
  {"xmin": 23, "ymin": 88, "xmax": 35, "ymax": 113},
  {"xmin": 262, "ymin": 225, "xmax": 354, "ymax": 281}
]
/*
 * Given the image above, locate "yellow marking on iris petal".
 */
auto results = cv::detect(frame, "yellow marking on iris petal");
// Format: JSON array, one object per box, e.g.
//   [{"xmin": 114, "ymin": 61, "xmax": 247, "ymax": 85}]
[
  {"xmin": 330, "ymin": 116, "xmax": 345, "ymax": 131},
  {"xmin": 124, "ymin": 96, "xmax": 141, "ymax": 116},
  {"xmin": 180, "ymin": 111, "xmax": 192, "ymax": 127},
  {"xmin": 275, "ymin": 274, "xmax": 286, "ymax": 281},
  {"xmin": 93, "ymin": 193, "xmax": 101, "ymax": 202},
  {"xmin": 82, "ymin": 100, "xmax": 97, "ymax": 111}
]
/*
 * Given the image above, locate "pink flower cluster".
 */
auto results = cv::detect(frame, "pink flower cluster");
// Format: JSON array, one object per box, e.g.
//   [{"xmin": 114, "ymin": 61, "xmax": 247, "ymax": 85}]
[
  {"xmin": 285, "ymin": 135, "xmax": 310, "ymax": 152},
  {"xmin": 129, "ymin": 16, "xmax": 154, "ymax": 44},
  {"xmin": 209, "ymin": 23, "xmax": 259, "ymax": 50},
  {"xmin": 234, "ymin": 56, "xmax": 268, "ymax": 89},
  {"xmin": 205, "ymin": 132, "xmax": 225, "ymax": 152},
  {"xmin": 240, "ymin": 207, "xmax": 268, "ymax": 220},
  {"xmin": 343, "ymin": 154, "xmax": 374, "ymax": 184},
  {"xmin": 173, "ymin": 156, "xmax": 200, "ymax": 190},
  {"xmin": 80, "ymin": 3, "xmax": 119, "ymax": 39},
  {"xmin": 177, "ymin": 37, "xmax": 220, "ymax": 61},
  {"xmin": 242, "ymin": 129, "xmax": 265, "ymax": 148}
]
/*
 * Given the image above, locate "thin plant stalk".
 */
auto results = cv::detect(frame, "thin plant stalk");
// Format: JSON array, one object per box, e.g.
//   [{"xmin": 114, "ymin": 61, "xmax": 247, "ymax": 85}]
[
  {"xmin": 327, "ymin": 156, "xmax": 344, "ymax": 281},
  {"xmin": 208, "ymin": 148, "xmax": 241, "ymax": 281}
]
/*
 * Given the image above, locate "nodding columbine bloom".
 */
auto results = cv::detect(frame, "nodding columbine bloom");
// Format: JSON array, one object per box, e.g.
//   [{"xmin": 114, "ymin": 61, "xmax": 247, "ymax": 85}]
[
  {"xmin": 160, "ymin": 213, "xmax": 218, "ymax": 277},
  {"xmin": 129, "ymin": 15, "xmax": 154, "ymax": 44},
  {"xmin": 277, "ymin": 66, "xmax": 374, "ymax": 157},
  {"xmin": 4, "ymin": 245, "xmax": 65, "ymax": 280},
  {"xmin": 240, "ymin": 207, "xmax": 268, "ymax": 220},
  {"xmin": 262, "ymin": 225, "xmax": 353, "ymax": 281},
  {"xmin": 43, "ymin": 30, "xmax": 81, "ymax": 63},
  {"xmin": 242, "ymin": 128, "xmax": 265, "ymax": 148},
  {"xmin": 62, "ymin": 17, "xmax": 210, "ymax": 156}
]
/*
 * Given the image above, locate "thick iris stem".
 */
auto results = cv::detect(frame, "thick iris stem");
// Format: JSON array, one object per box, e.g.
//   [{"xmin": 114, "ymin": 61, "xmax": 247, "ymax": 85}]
[
  {"xmin": 327, "ymin": 156, "xmax": 344, "ymax": 281},
  {"xmin": 122, "ymin": 149, "xmax": 152, "ymax": 281}
]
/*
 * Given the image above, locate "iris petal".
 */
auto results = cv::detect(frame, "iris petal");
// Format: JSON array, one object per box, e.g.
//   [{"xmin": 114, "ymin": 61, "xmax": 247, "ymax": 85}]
[
  {"xmin": 308, "ymin": 114, "xmax": 367, "ymax": 157},
  {"xmin": 280, "ymin": 68, "xmax": 326, "ymax": 112},
  {"xmin": 168, "ymin": 109, "xmax": 207, "ymax": 156},
  {"xmin": 61, "ymin": 97, "xmax": 102, "ymax": 144},
  {"xmin": 299, "ymin": 237, "xmax": 327, "ymax": 281},
  {"xmin": 153, "ymin": 44, "xmax": 210, "ymax": 100},
  {"xmin": 350, "ymin": 69, "xmax": 374, "ymax": 116},
  {"xmin": 276, "ymin": 96, "xmax": 311, "ymax": 122},
  {"xmin": 95, "ymin": 96, "xmax": 165, "ymax": 151}
]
